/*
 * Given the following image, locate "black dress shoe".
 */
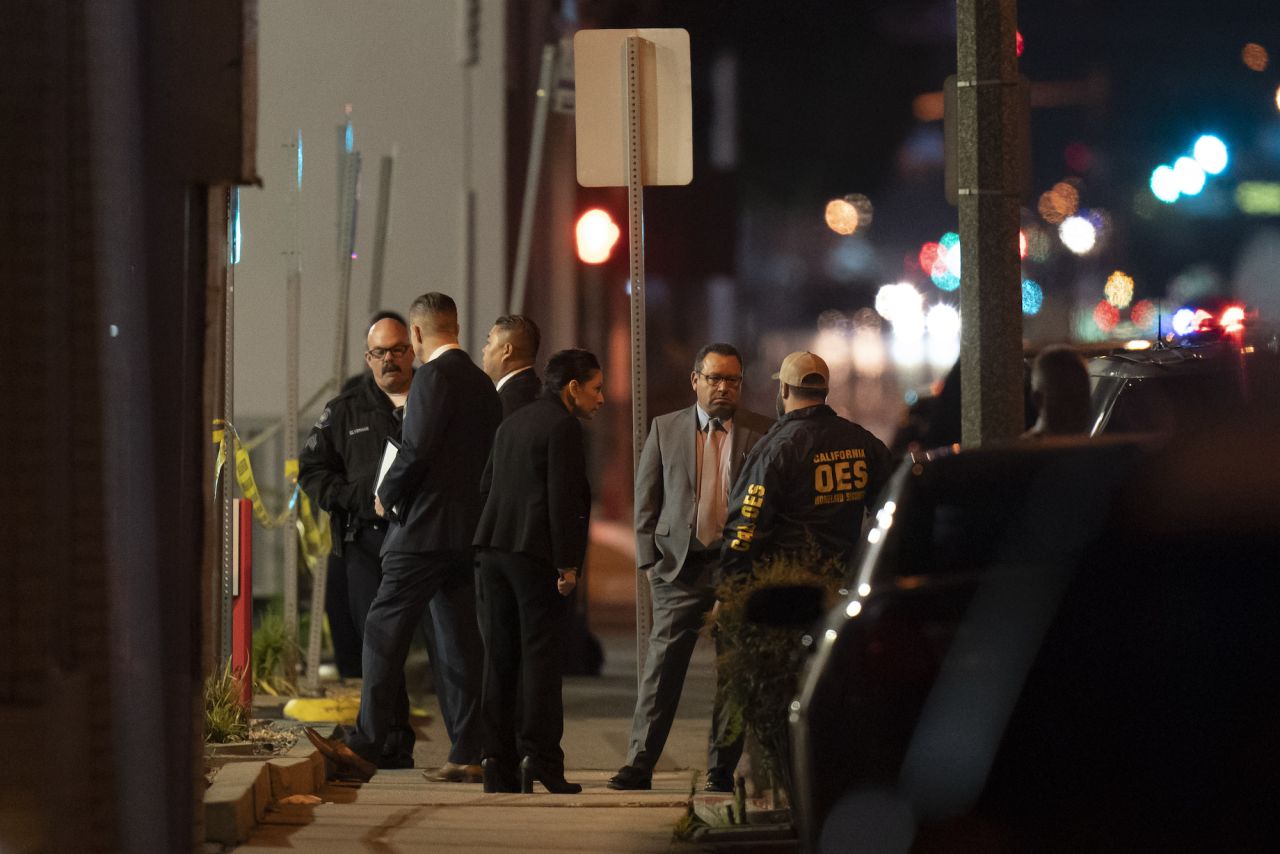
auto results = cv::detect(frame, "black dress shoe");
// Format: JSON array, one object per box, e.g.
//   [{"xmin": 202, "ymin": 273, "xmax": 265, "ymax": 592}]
[
  {"xmin": 520, "ymin": 756, "xmax": 582, "ymax": 795},
  {"xmin": 482, "ymin": 757, "xmax": 520, "ymax": 793},
  {"xmin": 704, "ymin": 773, "xmax": 734, "ymax": 793},
  {"xmin": 378, "ymin": 753, "xmax": 414, "ymax": 770},
  {"xmin": 303, "ymin": 726, "xmax": 376, "ymax": 782},
  {"xmin": 607, "ymin": 765, "xmax": 652, "ymax": 790}
]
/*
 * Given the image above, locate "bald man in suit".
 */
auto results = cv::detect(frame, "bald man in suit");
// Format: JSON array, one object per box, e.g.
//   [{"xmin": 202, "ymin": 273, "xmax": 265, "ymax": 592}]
[{"xmin": 609, "ymin": 343, "xmax": 772, "ymax": 792}]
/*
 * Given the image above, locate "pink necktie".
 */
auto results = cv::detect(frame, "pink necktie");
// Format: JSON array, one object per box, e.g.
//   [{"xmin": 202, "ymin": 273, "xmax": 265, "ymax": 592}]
[{"xmin": 696, "ymin": 419, "xmax": 726, "ymax": 547}]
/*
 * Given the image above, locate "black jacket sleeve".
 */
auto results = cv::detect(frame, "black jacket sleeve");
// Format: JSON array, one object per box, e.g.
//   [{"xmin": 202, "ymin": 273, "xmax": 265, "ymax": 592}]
[
  {"xmin": 298, "ymin": 404, "xmax": 375, "ymax": 521},
  {"xmin": 377, "ymin": 361, "xmax": 452, "ymax": 520},
  {"xmin": 719, "ymin": 442, "xmax": 784, "ymax": 576},
  {"xmin": 547, "ymin": 414, "xmax": 591, "ymax": 571}
]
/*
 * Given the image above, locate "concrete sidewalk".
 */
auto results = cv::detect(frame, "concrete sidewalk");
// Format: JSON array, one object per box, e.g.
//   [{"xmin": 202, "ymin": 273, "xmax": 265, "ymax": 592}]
[{"xmin": 220, "ymin": 624, "xmax": 776, "ymax": 852}]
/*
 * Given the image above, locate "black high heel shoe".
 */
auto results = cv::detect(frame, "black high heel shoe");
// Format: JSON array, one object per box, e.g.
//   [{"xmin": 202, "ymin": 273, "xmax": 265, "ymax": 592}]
[
  {"xmin": 520, "ymin": 756, "xmax": 582, "ymax": 794},
  {"xmin": 482, "ymin": 758, "xmax": 519, "ymax": 793}
]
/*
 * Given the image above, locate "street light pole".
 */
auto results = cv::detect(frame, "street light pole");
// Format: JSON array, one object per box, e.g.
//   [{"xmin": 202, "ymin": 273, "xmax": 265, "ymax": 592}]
[{"xmin": 956, "ymin": 0, "xmax": 1025, "ymax": 446}]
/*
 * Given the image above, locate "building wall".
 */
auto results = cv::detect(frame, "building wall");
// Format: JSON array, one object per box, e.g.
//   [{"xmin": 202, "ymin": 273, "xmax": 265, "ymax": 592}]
[{"xmin": 234, "ymin": 0, "xmax": 508, "ymax": 420}]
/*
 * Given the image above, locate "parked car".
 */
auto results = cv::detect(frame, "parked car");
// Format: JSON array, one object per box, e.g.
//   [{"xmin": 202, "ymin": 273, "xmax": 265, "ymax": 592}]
[
  {"xmin": 1089, "ymin": 329, "xmax": 1280, "ymax": 436},
  {"xmin": 776, "ymin": 431, "xmax": 1280, "ymax": 854}
]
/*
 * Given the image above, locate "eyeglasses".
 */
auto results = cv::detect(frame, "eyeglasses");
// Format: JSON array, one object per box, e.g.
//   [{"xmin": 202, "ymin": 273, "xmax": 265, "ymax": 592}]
[
  {"xmin": 696, "ymin": 372, "xmax": 743, "ymax": 388},
  {"xmin": 367, "ymin": 344, "xmax": 411, "ymax": 360}
]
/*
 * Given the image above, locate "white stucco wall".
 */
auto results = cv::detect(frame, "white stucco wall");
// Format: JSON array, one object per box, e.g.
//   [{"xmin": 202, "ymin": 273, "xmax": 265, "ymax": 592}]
[{"xmin": 234, "ymin": 0, "xmax": 507, "ymax": 420}]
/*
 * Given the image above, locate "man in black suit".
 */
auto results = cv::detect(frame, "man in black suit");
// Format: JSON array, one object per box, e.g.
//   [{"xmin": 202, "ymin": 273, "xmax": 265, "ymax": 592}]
[
  {"xmin": 609, "ymin": 343, "xmax": 772, "ymax": 792},
  {"xmin": 480, "ymin": 314, "xmax": 542, "ymax": 418},
  {"xmin": 305, "ymin": 292, "xmax": 501, "ymax": 783},
  {"xmin": 472, "ymin": 348, "xmax": 603, "ymax": 794}
]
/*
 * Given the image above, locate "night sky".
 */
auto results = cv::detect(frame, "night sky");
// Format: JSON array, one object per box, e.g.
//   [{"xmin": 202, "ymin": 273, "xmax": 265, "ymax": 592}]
[{"xmin": 576, "ymin": 0, "xmax": 1278, "ymax": 335}]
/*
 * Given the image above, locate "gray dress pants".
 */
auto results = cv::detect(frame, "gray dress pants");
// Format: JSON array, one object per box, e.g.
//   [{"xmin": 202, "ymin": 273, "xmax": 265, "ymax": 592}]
[{"xmin": 624, "ymin": 554, "xmax": 742, "ymax": 777}]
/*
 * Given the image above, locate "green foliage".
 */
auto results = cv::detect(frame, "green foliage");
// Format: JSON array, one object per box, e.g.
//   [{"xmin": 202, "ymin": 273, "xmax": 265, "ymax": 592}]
[
  {"xmin": 204, "ymin": 659, "xmax": 249, "ymax": 743},
  {"xmin": 713, "ymin": 546, "xmax": 845, "ymax": 805},
  {"xmin": 252, "ymin": 601, "xmax": 299, "ymax": 696}
]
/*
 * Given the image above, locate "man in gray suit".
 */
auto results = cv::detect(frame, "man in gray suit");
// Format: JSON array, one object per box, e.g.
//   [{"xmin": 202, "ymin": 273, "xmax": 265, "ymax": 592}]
[{"xmin": 609, "ymin": 343, "xmax": 772, "ymax": 792}]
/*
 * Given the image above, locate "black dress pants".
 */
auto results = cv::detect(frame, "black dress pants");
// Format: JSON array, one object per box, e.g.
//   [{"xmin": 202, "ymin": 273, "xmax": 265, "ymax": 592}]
[
  {"xmin": 324, "ymin": 551, "xmax": 363, "ymax": 678},
  {"xmin": 475, "ymin": 548, "xmax": 568, "ymax": 772},
  {"xmin": 345, "ymin": 549, "xmax": 484, "ymax": 765}
]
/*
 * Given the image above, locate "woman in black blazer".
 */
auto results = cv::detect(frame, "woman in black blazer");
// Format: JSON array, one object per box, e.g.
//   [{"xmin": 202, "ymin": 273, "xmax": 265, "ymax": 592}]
[{"xmin": 472, "ymin": 349, "xmax": 604, "ymax": 794}]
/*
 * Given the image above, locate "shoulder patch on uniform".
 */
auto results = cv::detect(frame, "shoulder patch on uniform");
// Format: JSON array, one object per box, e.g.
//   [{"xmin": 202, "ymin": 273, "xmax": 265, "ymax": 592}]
[{"xmin": 316, "ymin": 407, "xmax": 332, "ymax": 429}]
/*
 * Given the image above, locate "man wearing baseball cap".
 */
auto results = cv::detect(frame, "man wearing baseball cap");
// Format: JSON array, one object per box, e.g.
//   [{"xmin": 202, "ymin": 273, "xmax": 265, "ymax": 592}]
[{"xmin": 719, "ymin": 351, "xmax": 891, "ymax": 576}]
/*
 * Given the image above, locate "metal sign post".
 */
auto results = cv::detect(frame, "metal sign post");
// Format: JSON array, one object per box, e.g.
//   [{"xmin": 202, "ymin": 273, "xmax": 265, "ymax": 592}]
[
  {"xmin": 281, "ymin": 130, "xmax": 314, "ymax": 696},
  {"xmin": 575, "ymin": 27, "xmax": 692, "ymax": 689},
  {"xmin": 622, "ymin": 35, "xmax": 652, "ymax": 678},
  {"xmin": 302, "ymin": 121, "xmax": 362, "ymax": 693},
  {"xmin": 220, "ymin": 187, "xmax": 238, "ymax": 663},
  {"xmin": 367, "ymin": 150, "xmax": 395, "ymax": 315}
]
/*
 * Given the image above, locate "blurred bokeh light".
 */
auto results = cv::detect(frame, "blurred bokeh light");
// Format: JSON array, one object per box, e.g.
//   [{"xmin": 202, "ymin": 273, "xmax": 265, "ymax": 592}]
[
  {"xmin": 1150, "ymin": 164, "xmax": 1180, "ymax": 203},
  {"xmin": 1173, "ymin": 156, "xmax": 1206, "ymax": 196},
  {"xmin": 930, "ymin": 231, "xmax": 961, "ymax": 291},
  {"xmin": 1130, "ymin": 299, "xmax": 1157, "ymax": 332},
  {"xmin": 1093, "ymin": 299, "xmax": 1119, "ymax": 333},
  {"xmin": 824, "ymin": 198, "xmax": 859, "ymax": 235},
  {"xmin": 1038, "ymin": 181, "xmax": 1080, "ymax": 224},
  {"xmin": 1242, "ymin": 42, "xmax": 1269, "ymax": 72},
  {"xmin": 1192, "ymin": 134, "xmax": 1229, "ymax": 175},
  {"xmin": 918, "ymin": 241, "xmax": 940, "ymax": 275},
  {"xmin": 1104, "ymin": 270, "xmax": 1135, "ymax": 308},
  {"xmin": 1064, "ymin": 142, "xmax": 1093, "ymax": 174},
  {"xmin": 575, "ymin": 208, "xmax": 620, "ymax": 264},
  {"xmin": 1171, "ymin": 307, "xmax": 1197, "ymax": 335},
  {"xmin": 1059, "ymin": 214, "xmax": 1097, "ymax": 254},
  {"xmin": 875, "ymin": 282, "xmax": 925, "ymax": 334},
  {"xmin": 1021, "ymin": 279, "xmax": 1043, "ymax": 315},
  {"xmin": 1023, "ymin": 224, "xmax": 1052, "ymax": 262},
  {"xmin": 824, "ymin": 194, "xmax": 874, "ymax": 236}
]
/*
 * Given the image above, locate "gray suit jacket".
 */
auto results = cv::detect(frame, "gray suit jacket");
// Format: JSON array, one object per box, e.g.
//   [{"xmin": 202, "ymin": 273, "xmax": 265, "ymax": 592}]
[{"xmin": 634, "ymin": 404, "xmax": 773, "ymax": 582}]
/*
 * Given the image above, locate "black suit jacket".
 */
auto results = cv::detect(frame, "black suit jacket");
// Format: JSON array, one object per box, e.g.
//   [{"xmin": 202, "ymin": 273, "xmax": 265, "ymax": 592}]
[
  {"xmin": 498, "ymin": 368, "xmax": 541, "ymax": 419},
  {"xmin": 473, "ymin": 392, "xmax": 591, "ymax": 570},
  {"xmin": 377, "ymin": 348, "xmax": 502, "ymax": 554}
]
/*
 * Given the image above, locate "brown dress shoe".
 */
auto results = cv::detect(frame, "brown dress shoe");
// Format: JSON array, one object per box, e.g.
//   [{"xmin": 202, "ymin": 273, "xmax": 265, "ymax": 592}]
[
  {"xmin": 303, "ymin": 726, "xmax": 377, "ymax": 782},
  {"xmin": 426, "ymin": 761, "xmax": 483, "ymax": 783}
]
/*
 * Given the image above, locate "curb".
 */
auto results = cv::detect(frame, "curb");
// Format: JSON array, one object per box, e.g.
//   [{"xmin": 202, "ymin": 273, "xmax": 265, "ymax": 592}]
[{"xmin": 204, "ymin": 741, "xmax": 324, "ymax": 845}]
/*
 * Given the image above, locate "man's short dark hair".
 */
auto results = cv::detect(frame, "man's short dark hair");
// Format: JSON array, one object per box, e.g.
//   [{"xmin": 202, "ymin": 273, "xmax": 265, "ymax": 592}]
[
  {"xmin": 409, "ymin": 292, "xmax": 459, "ymax": 334},
  {"xmin": 544, "ymin": 348, "xmax": 601, "ymax": 394},
  {"xmin": 786, "ymin": 383, "xmax": 827, "ymax": 402},
  {"xmin": 369, "ymin": 309, "xmax": 408, "ymax": 330},
  {"xmin": 493, "ymin": 314, "xmax": 541, "ymax": 361},
  {"xmin": 693, "ymin": 343, "xmax": 743, "ymax": 374}
]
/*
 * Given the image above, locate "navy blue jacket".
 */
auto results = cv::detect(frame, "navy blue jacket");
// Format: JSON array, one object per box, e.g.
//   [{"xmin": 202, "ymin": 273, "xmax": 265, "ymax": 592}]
[{"xmin": 377, "ymin": 348, "xmax": 502, "ymax": 555}]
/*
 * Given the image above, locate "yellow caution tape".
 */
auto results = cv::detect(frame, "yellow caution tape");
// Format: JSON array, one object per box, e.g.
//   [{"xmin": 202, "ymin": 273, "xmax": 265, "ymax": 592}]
[
  {"xmin": 212, "ymin": 422, "xmax": 331, "ymax": 570},
  {"xmin": 296, "ymin": 489, "xmax": 332, "ymax": 573}
]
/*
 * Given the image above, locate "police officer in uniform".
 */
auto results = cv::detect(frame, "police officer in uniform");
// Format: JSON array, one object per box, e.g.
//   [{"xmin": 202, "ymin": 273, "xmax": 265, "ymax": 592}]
[
  {"xmin": 720, "ymin": 351, "xmax": 892, "ymax": 576},
  {"xmin": 300, "ymin": 316, "xmax": 416, "ymax": 763}
]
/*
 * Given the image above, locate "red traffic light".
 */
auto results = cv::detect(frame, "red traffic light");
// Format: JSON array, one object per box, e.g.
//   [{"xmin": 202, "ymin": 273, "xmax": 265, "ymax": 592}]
[{"xmin": 575, "ymin": 208, "xmax": 621, "ymax": 264}]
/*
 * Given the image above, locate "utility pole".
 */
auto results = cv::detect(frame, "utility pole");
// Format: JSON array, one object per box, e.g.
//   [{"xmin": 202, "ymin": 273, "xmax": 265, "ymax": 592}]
[{"xmin": 956, "ymin": 0, "xmax": 1025, "ymax": 445}]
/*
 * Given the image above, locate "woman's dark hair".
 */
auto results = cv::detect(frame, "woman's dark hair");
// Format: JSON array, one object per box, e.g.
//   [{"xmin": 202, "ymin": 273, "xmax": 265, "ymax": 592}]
[{"xmin": 544, "ymin": 348, "xmax": 601, "ymax": 394}]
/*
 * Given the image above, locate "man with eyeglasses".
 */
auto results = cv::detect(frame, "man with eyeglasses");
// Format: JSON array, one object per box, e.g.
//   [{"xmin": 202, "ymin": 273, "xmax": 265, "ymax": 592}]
[
  {"xmin": 609, "ymin": 343, "xmax": 772, "ymax": 793},
  {"xmin": 300, "ymin": 317, "xmax": 414, "ymax": 750}
]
